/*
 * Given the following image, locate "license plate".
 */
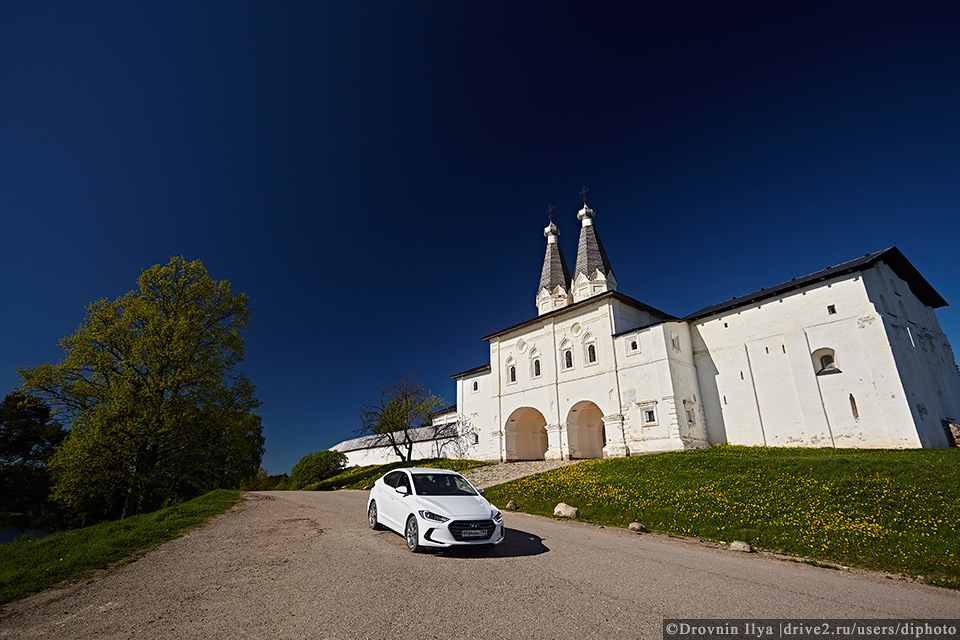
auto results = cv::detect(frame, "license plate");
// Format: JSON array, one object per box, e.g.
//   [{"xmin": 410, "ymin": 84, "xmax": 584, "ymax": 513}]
[{"xmin": 461, "ymin": 530, "xmax": 487, "ymax": 538}]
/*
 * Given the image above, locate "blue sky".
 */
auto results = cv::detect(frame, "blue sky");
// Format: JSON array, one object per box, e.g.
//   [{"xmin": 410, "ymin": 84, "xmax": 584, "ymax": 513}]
[{"xmin": 2, "ymin": 2, "xmax": 958, "ymax": 475}]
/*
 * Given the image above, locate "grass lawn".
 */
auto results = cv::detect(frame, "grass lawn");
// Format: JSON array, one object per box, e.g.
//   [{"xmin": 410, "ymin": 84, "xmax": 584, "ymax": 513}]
[
  {"xmin": 482, "ymin": 446, "xmax": 960, "ymax": 589},
  {"xmin": 0, "ymin": 489, "xmax": 241, "ymax": 607},
  {"xmin": 305, "ymin": 458, "xmax": 494, "ymax": 491}
]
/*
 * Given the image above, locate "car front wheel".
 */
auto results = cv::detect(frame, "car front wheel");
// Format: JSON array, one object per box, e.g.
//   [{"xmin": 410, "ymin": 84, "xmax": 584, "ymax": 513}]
[
  {"xmin": 405, "ymin": 515, "xmax": 421, "ymax": 553},
  {"xmin": 368, "ymin": 501, "xmax": 382, "ymax": 530}
]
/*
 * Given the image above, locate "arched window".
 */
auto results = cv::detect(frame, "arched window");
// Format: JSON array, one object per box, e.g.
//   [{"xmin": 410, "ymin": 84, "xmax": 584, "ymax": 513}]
[
  {"xmin": 564, "ymin": 350, "xmax": 573, "ymax": 369},
  {"xmin": 472, "ymin": 381, "xmax": 478, "ymax": 392},
  {"xmin": 534, "ymin": 359, "xmax": 541, "ymax": 377},
  {"xmin": 812, "ymin": 348, "xmax": 841, "ymax": 375},
  {"xmin": 509, "ymin": 365, "xmax": 516, "ymax": 382},
  {"xmin": 587, "ymin": 344, "xmax": 597, "ymax": 363},
  {"xmin": 899, "ymin": 300, "xmax": 910, "ymax": 322}
]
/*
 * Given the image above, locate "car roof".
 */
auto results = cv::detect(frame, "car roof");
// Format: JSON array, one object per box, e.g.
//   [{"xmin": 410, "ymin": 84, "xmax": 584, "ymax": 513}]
[{"xmin": 391, "ymin": 467, "xmax": 461, "ymax": 474}]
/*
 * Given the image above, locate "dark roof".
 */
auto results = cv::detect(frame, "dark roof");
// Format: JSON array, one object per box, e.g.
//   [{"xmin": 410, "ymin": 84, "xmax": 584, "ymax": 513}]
[
  {"xmin": 684, "ymin": 247, "xmax": 947, "ymax": 322},
  {"xmin": 451, "ymin": 364, "xmax": 491, "ymax": 379},
  {"xmin": 573, "ymin": 223, "xmax": 615, "ymax": 280},
  {"xmin": 482, "ymin": 290, "xmax": 676, "ymax": 342},
  {"xmin": 539, "ymin": 240, "xmax": 572, "ymax": 291},
  {"xmin": 434, "ymin": 404, "xmax": 457, "ymax": 415}
]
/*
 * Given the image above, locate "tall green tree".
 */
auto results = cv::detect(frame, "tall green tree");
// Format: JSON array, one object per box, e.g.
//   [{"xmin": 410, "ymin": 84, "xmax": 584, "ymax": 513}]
[
  {"xmin": 290, "ymin": 450, "xmax": 348, "ymax": 489},
  {"xmin": 0, "ymin": 392, "xmax": 66, "ymax": 519},
  {"xmin": 358, "ymin": 373, "xmax": 444, "ymax": 462},
  {"xmin": 19, "ymin": 257, "xmax": 263, "ymax": 523}
]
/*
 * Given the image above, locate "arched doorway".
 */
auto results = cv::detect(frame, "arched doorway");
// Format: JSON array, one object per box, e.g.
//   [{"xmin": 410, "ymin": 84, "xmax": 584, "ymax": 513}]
[
  {"xmin": 567, "ymin": 401, "xmax": 605, "ymax": 459},
  {"xmin": 505, "ymin": 407, "xmax": 548, "ymax": 460}
]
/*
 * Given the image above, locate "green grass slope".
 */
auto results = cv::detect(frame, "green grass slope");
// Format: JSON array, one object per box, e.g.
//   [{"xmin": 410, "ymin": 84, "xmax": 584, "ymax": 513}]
[
  {"xmin": 482, "ymin": 446, "xmax": 960, "ymax": 588},
  {"xmin": 305, "ymin": 458, "xmax": 494, "ymax": 491},
  {"xmin": 0, "ymin": 489, "xmax": 241, "ymax": 607}
]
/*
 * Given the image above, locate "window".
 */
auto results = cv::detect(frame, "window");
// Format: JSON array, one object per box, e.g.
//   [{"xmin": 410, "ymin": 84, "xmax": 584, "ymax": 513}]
[
  {"xmin": 671, "ymin": 332, "xmax": 681, "ymax": 352},
  {"xmin": 827, "ymin": 305, "xmax": 836, "ymax": 315},
  {"xmin": 471, "ymin": 433, "xmax": 479, "ymax": 445},
  {"xmin": 533, "ymin": 359, "xmax": 541, "ymax": 377},
  {"xmin": 812, "ymin": 348, "xmax": 841, "ymax": 375},
  {"xmin": 565, "ymin": 350, "xmax": 573, "ymax": 368},
  {"xmin": 472, "ymin": 381, "xmax": 478, "ymax": 392},
  {"xmin": 644, "ymin": 409, "xmax": 656, "ymax": 424},
  {"xmin": 587, "ymin": 344, "xmax": 597, "ymax": 363},
  {"xmin": 630, "ymin": 340, "xmax": 638, "ymax": 351},
  {"xmin": 505, "ymin": 357, "xmax": 517, "ymax": 384}
]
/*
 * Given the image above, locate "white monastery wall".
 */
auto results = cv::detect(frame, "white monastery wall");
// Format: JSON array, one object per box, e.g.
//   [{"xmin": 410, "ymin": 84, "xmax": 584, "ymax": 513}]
[
  {"xmin": 331, "ymin": 208, "xmax": 960, "ymax": 465},
  {"xmin": 863, "ymin": 264, "xmax": 960, "ymax": 446},
  {"xmin": 691, "ymin": 271, "xmax": 925, "ymax": 449}
]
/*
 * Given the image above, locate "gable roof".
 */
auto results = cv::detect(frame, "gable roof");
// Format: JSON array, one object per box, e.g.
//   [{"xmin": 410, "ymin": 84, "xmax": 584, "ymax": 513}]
[
  {"xmin": 684, "ymin": 247, "xmax": 947, "ymax": 322},
  {"xmin": 481, "ymin": 290, "xmax": 676, "ymax": 342},
  {"xmin": 451, "ymin": 364, "xmax": 491, "ymax": 380}
]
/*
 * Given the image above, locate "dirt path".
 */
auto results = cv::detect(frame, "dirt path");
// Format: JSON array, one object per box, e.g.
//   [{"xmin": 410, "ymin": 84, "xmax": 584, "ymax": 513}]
[{"xmin": 2, "ymin": 490, "xmax": 958, "ymax": 639}]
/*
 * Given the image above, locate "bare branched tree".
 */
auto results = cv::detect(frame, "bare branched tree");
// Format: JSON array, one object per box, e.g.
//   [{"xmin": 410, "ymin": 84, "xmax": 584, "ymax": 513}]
[{"xmin": 358, "ymin": 373, "xmax": 444, "ymax": 462}]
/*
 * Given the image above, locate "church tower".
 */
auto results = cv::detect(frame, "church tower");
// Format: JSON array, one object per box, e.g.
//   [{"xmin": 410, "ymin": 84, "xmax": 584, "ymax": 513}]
[
  {"xmin": 571, "ymin": 201, "xmax": 617, "ymax": 303},
  {"xmin": 536, "ymin": 217, "xmax": 573, "ymax": 315}
]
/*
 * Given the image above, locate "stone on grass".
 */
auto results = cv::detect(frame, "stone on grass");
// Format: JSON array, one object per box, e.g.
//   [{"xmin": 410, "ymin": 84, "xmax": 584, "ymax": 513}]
[
  {"xmin": 554, "ymin": 502, "xmax": 579, "ymax": 518},
  {"xmin": 628, "ymin": 522, "xmax": 647, "ymax": 533},
  {"xmin": 730, "ymin": 540, "xmax": 753, "ymax": 552},
  {"xmin": 506, "ymin": 500, "xmax": 518, "ymax": 510}
]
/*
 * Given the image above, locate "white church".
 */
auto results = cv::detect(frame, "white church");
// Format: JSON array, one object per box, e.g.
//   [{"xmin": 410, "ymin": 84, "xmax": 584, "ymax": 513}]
[{"xmin": 334, "ymin": 202, "xmax": 960, "ymax": 465}]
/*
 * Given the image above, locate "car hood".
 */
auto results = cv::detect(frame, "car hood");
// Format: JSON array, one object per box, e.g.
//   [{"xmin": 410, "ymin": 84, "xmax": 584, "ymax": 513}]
[{"xmin": 416, "ymin": 495, "xmax": 493, "ymax": 519}]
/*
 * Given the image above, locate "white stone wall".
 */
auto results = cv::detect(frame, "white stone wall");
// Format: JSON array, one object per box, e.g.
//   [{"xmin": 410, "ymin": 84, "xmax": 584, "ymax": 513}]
[
  {"xmin": 345, "ymin": 258, "xmax": 960, "ymax": 463},
  {"xmin": 690, "ymin": 269, "xmax": 943, "ymax": 449},
  {"xmin": 863, "ymin": 263, "xmax": 960, "ymax": 446}
]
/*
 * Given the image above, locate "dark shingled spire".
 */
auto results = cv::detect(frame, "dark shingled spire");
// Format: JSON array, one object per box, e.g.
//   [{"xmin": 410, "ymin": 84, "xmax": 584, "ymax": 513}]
[
  {"xmin": 573, "ymin": 204, "xmax": 615, "ymax": 280},
  {"xmin": 539, "ymin": 220, "xmax": 571, "ymax": 291}
]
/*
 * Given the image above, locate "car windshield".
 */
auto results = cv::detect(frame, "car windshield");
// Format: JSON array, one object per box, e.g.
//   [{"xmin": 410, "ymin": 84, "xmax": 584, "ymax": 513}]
[{"xmin": 412, "ymin": 473, "xmax": 478, "ymax": 496}]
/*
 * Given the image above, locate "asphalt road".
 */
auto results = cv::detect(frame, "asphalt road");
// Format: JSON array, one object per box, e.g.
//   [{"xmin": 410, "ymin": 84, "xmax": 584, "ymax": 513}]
[{"xmin": 2, "ymin": 490, "xmax": 957, "ymax": 639}]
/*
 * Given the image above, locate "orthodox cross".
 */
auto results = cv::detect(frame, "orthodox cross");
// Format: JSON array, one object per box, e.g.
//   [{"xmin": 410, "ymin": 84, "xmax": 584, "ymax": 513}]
[{"xmin": 580, "ymin": 186, "xmax": 590, "ymax": 205}]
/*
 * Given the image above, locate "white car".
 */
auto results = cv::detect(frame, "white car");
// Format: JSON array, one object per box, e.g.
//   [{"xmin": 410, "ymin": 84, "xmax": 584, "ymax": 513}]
[{"xmin": 367, "ymin": 467, "xmax": 504, "ymax": 552}]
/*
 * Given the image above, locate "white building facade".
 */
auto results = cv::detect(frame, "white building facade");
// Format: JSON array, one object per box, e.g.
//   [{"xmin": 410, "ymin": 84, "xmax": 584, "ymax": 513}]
[
  {"xmin": 333, "ymin": 202, "xmax": 960, "ymax": 463},
  {"xmin": 449, "ymin": 203, "xmax": 960, "ymax": 462}
]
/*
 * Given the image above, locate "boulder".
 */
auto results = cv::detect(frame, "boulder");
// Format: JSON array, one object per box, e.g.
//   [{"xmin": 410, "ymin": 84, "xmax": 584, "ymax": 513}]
[
  {"xmin": 554, "ymin": 502, "xmax": 579, "ymax": 518},
  {"xmin": 505, "ymin": 500, "xmax": 518, "ymax": 510},
  {"xmin": 730, "ymin": 540, "xmax": 753, "ymax": 553},
  {"xmin": 628, "ymin": 522, "xmax": 647, "ymax": 533}
]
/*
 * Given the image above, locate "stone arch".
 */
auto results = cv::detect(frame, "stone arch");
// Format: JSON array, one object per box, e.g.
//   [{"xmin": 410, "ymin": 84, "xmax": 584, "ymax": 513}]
[
  {"xmin": 505, "ymin": 407, "xmax": 548, "ymax": 461},
  {"xmin": 566, "ymin": 401, "xmax": 605, "ymax": 459}
]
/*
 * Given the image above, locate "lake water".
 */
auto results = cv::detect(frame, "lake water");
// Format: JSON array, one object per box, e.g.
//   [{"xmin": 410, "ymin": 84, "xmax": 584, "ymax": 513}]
[{"xmin": 0, "ymin": 515, "xmax": 55, "ymax": 543}]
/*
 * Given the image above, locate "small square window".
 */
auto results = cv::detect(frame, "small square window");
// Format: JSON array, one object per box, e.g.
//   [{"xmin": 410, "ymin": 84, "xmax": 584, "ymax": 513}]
[
  {"xmin": 644, "ymin": 410, "xmax": 656, "ymax": 423},
  {"xmin": 827, "ymin": 305, "xmax": 836, "ymax": 315}
]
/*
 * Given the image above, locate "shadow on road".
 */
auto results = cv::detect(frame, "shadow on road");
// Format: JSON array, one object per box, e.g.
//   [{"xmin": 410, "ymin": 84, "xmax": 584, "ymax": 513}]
[{"xmin": 435, "ymin": 527, "xmax": 549, "ymax": 558}]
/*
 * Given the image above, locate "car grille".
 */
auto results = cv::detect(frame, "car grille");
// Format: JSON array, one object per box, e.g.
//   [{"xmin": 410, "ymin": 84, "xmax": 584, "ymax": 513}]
[{"xmin": 448, "ymin": 519, "xmax": 495, "ymax": 541}]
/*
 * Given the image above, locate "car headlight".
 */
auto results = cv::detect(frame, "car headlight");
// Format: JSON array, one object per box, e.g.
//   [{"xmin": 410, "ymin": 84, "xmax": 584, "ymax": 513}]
[
  {"xmin": 418, "ymin": 510, "xmax": 450, "ymax": 523},
  {"xmin": 491, "ymin": 509, "xmax": 502, "ymax": 522}
]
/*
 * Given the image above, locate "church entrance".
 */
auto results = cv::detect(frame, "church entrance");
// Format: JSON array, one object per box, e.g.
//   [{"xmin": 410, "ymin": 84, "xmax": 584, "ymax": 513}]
[
  {"xmin": 567, "ymin": 402, "xmax": 605, "ymax": 459},
  {"xmin": 505, "ymin": 407, "xmax": 548, "ymax": 461}
]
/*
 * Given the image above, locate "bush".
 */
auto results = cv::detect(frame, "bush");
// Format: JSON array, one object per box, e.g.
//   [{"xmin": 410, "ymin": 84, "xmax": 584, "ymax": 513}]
[{"xmin": 290, "ymin": 450, "xmax": 348, "ymax": 489}]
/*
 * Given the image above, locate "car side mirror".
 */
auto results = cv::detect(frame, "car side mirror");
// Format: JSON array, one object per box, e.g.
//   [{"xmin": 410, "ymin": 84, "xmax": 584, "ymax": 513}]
[
  {"xmin": 477, "ymin": 488, "xmax": 485, "ymax": 494},
  {"xmin": 395, "ymin": 485, "xmax": 409, "ymax": 495}
]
